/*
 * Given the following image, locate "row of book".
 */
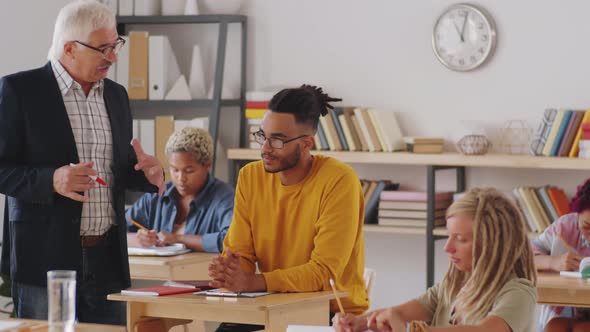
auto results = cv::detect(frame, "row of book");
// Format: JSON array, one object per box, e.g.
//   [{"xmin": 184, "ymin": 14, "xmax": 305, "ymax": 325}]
[
  {"xmin": 109, "ymin": 32, "xmax": 207, "ymax": 101},
  {"xmin": 530, "ymin": 109, "xmax": 590, "ymax": 158},
  {"xmin": 377, "ymin": 191, "xmax": 453, "ymax": 228},
  {"xmin": 362, "ymin": 180, "xmax": 399, "ymax": 224},
  {"xmin": 512, "ymin": 186, "xmax": 570, "ymax": 233}
]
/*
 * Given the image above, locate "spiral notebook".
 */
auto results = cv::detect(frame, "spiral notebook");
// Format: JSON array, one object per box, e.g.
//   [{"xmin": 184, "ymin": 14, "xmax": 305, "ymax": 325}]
[
  {"xmin": 128, "ymin": 243, "xmax": 190, "ymax": 256},
  {"xmin": 193, "ymin": 288, "xmax": 273, "ymax": 298}
]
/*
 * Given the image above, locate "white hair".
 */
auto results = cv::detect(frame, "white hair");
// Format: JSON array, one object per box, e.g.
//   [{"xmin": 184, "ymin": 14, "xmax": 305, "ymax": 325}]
[{"xmin": 47, "ymin": 0, "xmax": 116, "ymax": 60}]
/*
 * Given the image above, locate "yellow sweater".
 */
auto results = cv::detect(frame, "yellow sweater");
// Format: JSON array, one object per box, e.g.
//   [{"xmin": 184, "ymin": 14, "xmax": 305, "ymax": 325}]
[{"xmin": 224, "ymin": 155, "xmax": 369, "ymax": 314}]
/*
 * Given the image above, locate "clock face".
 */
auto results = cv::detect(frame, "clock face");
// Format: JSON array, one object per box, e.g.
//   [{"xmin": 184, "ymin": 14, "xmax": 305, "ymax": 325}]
[{"xmin": 432, "ymin": 4, "xmax": 496, "ymax": 71}]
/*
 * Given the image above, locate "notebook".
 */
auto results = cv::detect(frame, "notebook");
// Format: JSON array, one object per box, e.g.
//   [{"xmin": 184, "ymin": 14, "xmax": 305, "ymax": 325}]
[
  {"xmin": 0, "ymin": 321, "xmax": 25, "ymax": 331},
  {"xmin": 193, "ymin": 288, "xmax": 273, "ymax": 298},
  {"xmin": 121, "ymin": 285, "xmax": 200, "ymax": 296},
  {"xmin": 128, "ymin": 243, "xmax": 190, "ymax": 256}
]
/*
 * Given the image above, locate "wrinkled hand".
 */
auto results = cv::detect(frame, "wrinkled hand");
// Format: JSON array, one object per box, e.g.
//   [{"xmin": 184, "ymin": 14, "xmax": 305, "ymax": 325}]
[
  {"xmin": 157, "ymin": 231, "xmax": 177, "ymax": 246},
  {"xmin": 208, "ymin": 248, "xmax": 254, "ymax": 292},
  {"xmin": 136, "ymin": 229, "xmax": 159, "ymax": 247},
  {"xmin": 368, "ymin": 308, "xmax": 405, "ymax": 332},
  {"xmin": 131, "ymin": 138, "xmax": 165, "ymax": 195},
  {"xmin": 53, "ymin": 161, "xmax": 96, "ymax": 202},
  {"xmin": 333, "ymin": 313, "xmax": 366, "ymax": 332},
  {"xmin": 552, "ymin": 252, "xmax": 582, "ymax": 271}
]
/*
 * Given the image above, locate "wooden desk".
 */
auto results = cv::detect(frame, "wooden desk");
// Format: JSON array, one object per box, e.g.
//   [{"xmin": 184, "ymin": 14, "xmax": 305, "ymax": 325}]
[
  {"xmin": 2, "ymin": 318, "xmax": 125, "ymax": 331},
  {"xmin": 537, "ymin": 273, "xmax": 590, "ymax": 308},
  {"xmin": 129, "ymin": 252, "xmax": 216, "ymax": 280},
  {"xmin": 108, "ymin": 291, "xmax": 346, "ymax": 332}
]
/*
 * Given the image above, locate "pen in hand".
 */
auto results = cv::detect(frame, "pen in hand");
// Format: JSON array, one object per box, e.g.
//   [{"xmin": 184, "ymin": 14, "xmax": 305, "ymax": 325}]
[
  {"xmin": 69, "ymin": 163, "xmax": 107, "ymax": 186},
  {"xmin": 329, "ymin": 278, "xmax": 345, "ymax": 314}
]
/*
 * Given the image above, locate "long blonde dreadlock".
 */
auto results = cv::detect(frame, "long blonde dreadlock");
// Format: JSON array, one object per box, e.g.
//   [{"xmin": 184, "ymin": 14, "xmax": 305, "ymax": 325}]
[{"xmin": 443, "ymin": 187, "xmax": 536, "ymax": 324}]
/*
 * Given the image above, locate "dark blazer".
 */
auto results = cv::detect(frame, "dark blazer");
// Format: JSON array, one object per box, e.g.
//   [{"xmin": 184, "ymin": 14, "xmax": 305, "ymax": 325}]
[{"xmin": 0, "ymin": 62, "xmax": 155, "ymax": 287}]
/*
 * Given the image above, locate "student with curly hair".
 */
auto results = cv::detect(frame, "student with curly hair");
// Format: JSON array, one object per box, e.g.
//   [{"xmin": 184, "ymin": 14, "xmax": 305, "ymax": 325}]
[
  {"xmin": 208, "ymin": 85, "xmax": 368, "ymax": 332},
  {"xmin": 126, "ymin": 127, "xmax": 234, "ymax": 253},
  {"xmin": 532, "ymin": 179, "xmax": 590, "ymax": 332},
  {"xmin": 333, "ymin": 188, "xmax": 537, "ymax": 332}
]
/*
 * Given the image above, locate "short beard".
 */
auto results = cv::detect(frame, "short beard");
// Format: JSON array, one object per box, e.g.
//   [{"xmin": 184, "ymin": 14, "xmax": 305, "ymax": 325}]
[{"xmin": 263, "ymin": 144, "xmax": 301, "ymax": 173}]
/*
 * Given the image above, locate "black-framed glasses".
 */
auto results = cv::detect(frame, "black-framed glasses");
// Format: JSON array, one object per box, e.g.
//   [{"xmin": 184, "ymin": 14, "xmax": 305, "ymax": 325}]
[
  {"xmin": 74, "ymin": 36, "xmax": 126, "ymax": 59},
  {"xmin": 252, "ymin": 131, "xmax": 308, "ymax": 149}
]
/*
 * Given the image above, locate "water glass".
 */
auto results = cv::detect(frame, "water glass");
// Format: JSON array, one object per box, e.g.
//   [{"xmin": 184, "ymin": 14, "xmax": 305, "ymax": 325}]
[{"xmin": 47, "ymin": 270, "xmax": 76, "ymax": 332}]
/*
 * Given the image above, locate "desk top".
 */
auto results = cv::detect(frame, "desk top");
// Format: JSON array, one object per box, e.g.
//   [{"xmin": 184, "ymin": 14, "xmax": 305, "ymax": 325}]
[
  {"xmin": 128, "ymin": 252, "xmax": 216, "ymax": 267},
  {"xmin": 109, "ymin": 290, "xmax": 347, "ymax": 311},
  {"xmin": 3, "ymin": 319, "xmax": 125, "ymax": 332},
  {"xmin": 537, "ymin": 272, "xmax": 590, "ymax": 307}
]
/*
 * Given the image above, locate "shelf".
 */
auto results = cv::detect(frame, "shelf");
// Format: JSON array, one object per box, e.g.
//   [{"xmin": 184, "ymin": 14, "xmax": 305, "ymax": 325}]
[
  {"xmin": 117, "ymin": 15, "xmax": 247, "ymax": 25},
  {"xmin": 364, "ymin": 225, "xmax": 448, "ymax": 236},
  {"xmin": 227, "ymin": 149, "xmax": 590, "ymax": 171},
  {"xmin": 130, "ymin": 99, "xmax": 241, "ymax": 109}
]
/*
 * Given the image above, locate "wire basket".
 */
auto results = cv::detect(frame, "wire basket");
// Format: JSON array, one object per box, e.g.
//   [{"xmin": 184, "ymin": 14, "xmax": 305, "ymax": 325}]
[{"xmin": 456, "ymin": 134, "xmax": 491, "ymax": 155}]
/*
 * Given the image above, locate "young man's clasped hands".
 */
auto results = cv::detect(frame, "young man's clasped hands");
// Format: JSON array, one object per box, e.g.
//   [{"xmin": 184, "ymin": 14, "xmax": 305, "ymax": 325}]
[{"xmin": 208, "ymin": 248, "xmax": 267, "ymax": 293}]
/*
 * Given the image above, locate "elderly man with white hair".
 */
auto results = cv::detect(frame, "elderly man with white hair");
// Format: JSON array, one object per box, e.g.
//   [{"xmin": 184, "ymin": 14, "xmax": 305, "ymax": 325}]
[{"xmin": 0, "ymin": 0, "xmax": 164, "ymax": 325}]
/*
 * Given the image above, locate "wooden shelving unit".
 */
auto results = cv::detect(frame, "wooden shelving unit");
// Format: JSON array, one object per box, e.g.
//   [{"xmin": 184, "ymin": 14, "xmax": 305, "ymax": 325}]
[{"xmin": 227, "ymin": 148, "xmax": 569, "ymax": 288}]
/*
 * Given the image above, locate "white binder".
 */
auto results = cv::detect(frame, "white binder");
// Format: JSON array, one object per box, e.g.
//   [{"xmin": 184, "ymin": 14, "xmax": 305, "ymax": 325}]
[
  {"xmin": 149, "ymin": 36, "xmax": 181, "ymax": 100},
  {"xmin": 115, "ymin": 36, "xmax": 129, "ymax": 90}
]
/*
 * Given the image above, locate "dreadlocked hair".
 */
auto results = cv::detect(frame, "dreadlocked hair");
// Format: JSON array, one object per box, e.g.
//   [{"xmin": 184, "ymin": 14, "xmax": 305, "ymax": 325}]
[
  {"xmin": 443, "ymin": 187, "xmax": 536, "ymax": 324},
  {"xmin": 268, "ymin": 84, "xmax": 342, "ymax": 130}
]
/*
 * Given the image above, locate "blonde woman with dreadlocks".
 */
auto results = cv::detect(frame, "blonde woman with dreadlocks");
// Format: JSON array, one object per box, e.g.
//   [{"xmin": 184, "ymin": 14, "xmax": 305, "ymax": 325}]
[{"xmin": 333, "ymin": 188, "xmax": 537, "ymax": 332}]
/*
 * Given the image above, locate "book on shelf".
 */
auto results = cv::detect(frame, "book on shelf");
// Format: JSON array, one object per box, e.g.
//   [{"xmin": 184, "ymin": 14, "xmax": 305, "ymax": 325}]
[
  {"xmin": 377, "ymin": 217, "xmax": 446, "ymax": 227},
  {"xmin": 558, "ymin": 111, "xmax": 584, "ymax": 157},
  {"xmin": 315, "ymin": 121, "xmax": 329, "ymax": 150},
  {"xmin": 364, "ymin": 180, "xmax": 400, "ymax": 224},
  {"xmin": 245, "ymin": 101, "xmax": 269, "ymax": 109},
  {"xmin": 546, "ymin": 187, "xmax": 570, "ymax": 216},
  {"xmin": 354, "ymin": 108, "xmax": 379, "ymax": 152},
  {"xmin": 329, "ymin": 108, "xmax": 349, "ymax": 151},
  {"xmin": 128, "ymin": 31, "xmax": 149, "ymax": 100},
  {"xmin": 530, "ymin": 108, "xmax": 557, "ymax": 156},
  {"xmin": 346, "ymin": 108, "xmax": 369, "ymax": 151},
  {"xmin": 527, "ymin": 187, "xmax": 551, "ymax": 228},
  {"xmin": 323, "ymin": 110, "xmax": 343, "ymax": 151},
  {"xmin": 542, "ymin": 109, "xmax": 565, "ymax": 156},
  {"xmin": 338, "ymin": 112, "xmax": 358, "ymax": 151},
  {"xmin": 550, "ymin": 110, "xmax": 572, "ymax": 156},
  {"xmin": 319, "ymin": 116, "xmax": 338, "ymax": 151},
  {"xmin": 379, "ymin": 200, "xmax": 452, "ymax": 211},
  {"xmin": 121, "ymin": 285, "xmax": 200, "ymax": 296},
  {"xmin": 370, "ymin": 109, "xmax": 405, "ymax": 152},
  {"xmin": 536, "ymin": 186, "xmax": 559, "ymax": 222},
  {"xmin": 378, "ymin": 208, "xmax": 446, "ymax": 219},
  {"xmin": 512, "ymin": 187, "xmax": 537, "ymax": 232},
  {"xmin": 245, "ymin": 109, "xmax": 266, "ymax": 119},
  {"xmin": 380, "ymin": 191, "xmax": 454, "ymax": 202},
  {"xmin": 569, "ymin": 110, "xmax": 590, "ymax": 157}
]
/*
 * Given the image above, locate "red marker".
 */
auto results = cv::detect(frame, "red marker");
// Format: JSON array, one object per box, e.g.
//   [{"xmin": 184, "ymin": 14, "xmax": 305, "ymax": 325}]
[{"xmin": 69, "ymin": 163, "xmax": 107, "ymax": 186}]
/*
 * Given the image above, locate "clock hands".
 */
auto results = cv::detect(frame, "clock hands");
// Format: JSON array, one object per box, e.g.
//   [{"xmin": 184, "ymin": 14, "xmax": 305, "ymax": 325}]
[
  {"xmin": 459, "ymin": 13, "xmax": 468, "ymax": 42},
  {"xmin": 453, "ymin": 22, "xmax": 463, "ymax": 41}
]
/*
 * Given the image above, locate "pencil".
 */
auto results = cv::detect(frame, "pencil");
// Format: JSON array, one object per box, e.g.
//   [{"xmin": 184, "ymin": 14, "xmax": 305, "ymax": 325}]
[
  {"xmin": 128, "ymin": 218, "xmax": 148, "ymax": 231},
  {"xmin": 556, "ymin": 232, "xmax": 576, "ymax": 255},
  {"xmin": 329, "ymin": 278, "xmax": 345, "ymax": 314}
]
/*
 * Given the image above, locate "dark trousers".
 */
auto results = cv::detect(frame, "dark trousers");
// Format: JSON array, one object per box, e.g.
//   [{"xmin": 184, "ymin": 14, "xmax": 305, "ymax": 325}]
[
  {"xmin": 215, "ymin": 312, "xmax": 336, "ymax": 332},
  {"xmin": 12, "ymin": 229, "xmax": 126, "ymax": 325}
]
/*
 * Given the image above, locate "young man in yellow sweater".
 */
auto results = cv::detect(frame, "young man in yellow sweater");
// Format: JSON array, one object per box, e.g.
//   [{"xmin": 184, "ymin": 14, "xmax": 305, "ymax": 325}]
[{"xmin": 209, "ymin": 85, "xmax": 368, "ymax": 331}]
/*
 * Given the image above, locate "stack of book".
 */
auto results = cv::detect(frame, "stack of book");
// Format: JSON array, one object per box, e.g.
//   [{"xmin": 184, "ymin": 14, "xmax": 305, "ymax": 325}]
[
  {"xmin": 377, "ymin": 191, "xmax": 453, "ymax": 228},
  {"xmin": 314, "ymin": 108, "xmax": 405, "ymax": 152},
  {"xmin": 530, "ymin": 109, "xmax": 590, "ymax": 157},
  {"xmin": 512, "ymin": 186, "xmax": 570, "ymax": 233},
  {"xmin": 404, "ymin": 137, "xmax": 445, "ymax": 154},
  {"xmin": 362, "ymin": 180, "xmax": 399, "ymax": 224}
]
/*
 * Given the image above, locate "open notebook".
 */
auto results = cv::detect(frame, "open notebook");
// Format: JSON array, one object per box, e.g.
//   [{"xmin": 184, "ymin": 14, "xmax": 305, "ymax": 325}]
[
  {"xmin": 128, "ymin": 243, "xmax": 190, "ymax": 256},
  {"xmin": 193, "ymin": 288, "xmax": 273, "ymax": 298},
  {"xmin": 0, "ymin": 320, "xmax": 25, "ymax": 331}
]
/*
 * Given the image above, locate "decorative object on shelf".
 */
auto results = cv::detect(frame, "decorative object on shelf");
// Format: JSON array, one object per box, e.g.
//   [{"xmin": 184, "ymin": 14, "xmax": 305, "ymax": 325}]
[
  {"xmin": 135, "ymin": 0, "xmax": 162, "ymax": 16},
  {"xmin": 455, "ymin": 134, "xmax": 491, "ymax": 155},
  {"xmin": 184, "ymin": 0, "xmax": 200, "ymax": 15},
  {"xmin": 432, "ymin": 3, "xmax": 497, "ymax": 71},
  {"xmin": 497, "ymin": 120, "xmax": 533, "ymax": 155},
  {"xmin": 201, "ymin": 0, "xmax": 242, "ymax": 14},
  {"xmin": 162, "ymin": 0, "xmax": 187, "ymax": 15},
  {"xmin": 189, "ymin": 45, "xmax": 207, "ymax": 98}
]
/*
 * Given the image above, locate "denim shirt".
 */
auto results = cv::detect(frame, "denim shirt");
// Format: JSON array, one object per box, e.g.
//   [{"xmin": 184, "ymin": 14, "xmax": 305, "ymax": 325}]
[{"xmin": 125, "ymin": 175, "xmax": 234, "ymax": 253}]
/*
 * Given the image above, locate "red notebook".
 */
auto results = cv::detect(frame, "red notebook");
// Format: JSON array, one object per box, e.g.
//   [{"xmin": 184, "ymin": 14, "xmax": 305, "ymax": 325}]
[{"xmin": 121, "ymin": 285, "xmax": 201, "ymax": 296}]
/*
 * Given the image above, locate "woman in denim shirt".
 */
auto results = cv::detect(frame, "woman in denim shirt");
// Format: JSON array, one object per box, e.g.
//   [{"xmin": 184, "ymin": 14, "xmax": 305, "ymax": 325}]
[{"xmin": 126, "ymin": 127, "xmax": 234, "ymax": 253}]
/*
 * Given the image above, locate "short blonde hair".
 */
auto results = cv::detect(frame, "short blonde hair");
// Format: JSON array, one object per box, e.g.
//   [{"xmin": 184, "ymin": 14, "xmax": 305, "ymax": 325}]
[
  {"xmin": 165, "ymin": 127, "xmax": 213, "ymax": 166},
  {"xmin": 48, "ymin": 0, "xmax": 116, "ymax": 60}
]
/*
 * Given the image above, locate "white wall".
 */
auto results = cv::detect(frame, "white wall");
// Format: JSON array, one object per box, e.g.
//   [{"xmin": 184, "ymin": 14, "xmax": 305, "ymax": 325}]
[{"xmin": 1, "ymin": 0, "xmax": 590, "ymax": 311}]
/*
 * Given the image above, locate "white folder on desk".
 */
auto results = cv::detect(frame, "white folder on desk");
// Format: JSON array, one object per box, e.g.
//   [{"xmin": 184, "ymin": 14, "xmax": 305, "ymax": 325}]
[{"xmin": 128, "ymin": 243, "xmax": 190, "ymax": 256}]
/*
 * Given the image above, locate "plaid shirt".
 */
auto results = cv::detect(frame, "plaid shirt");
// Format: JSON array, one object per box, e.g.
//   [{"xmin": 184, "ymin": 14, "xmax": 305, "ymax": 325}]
[{"xmin": 51, "ymin": 60, "xmax": 115, "ymax": 236}]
